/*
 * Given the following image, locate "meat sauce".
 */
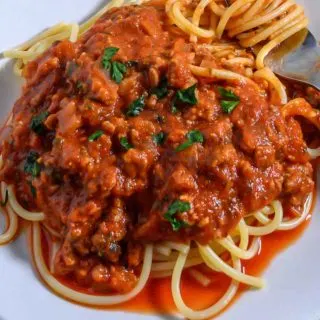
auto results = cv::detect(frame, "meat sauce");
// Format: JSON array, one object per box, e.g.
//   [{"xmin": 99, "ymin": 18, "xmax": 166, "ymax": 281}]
[{"xmin": 0, "ymin": 4, "xmax": 317, "ymax": 294}]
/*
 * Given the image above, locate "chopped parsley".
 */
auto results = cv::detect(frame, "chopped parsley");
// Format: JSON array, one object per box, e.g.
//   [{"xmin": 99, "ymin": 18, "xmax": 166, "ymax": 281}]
[
  {"xmin": 24, "ymin": 151, "xmax": 41, "ymax": 178},
  {"xmin": 101, "ymin": 47, "xmax": 119, "ymax": 69},
  {"xmin": 175, "ymin": 130, "xmax": 204, "ymax": 152},
  {"xmin": 30, "ymin": 111, "xmax": 49, "ymax": 135},
  {"xmin": 220, "ymin": 100, "xmax": 240, "ymax": 114},
  {"xmin": 218, "ymin": 87, "xmax": 239, "ymax": 100},
  {"xmin": 172, "ymin": 84, "xmax": 198, "ymax": 113},
  {"xmin": 126, "ymin": 96, "xmax": 145, "ymax": 117},
  {"xmin": 0, "ymin": 189, "xmax": 8, "ymax": 207},
  {"xmin": 120, "ymin": 137, "xmax": 133, "ymax": 150},
  {"xmin": 101, "ymin": 47, "xmax": 126, "ymax": 83},
  {"xmin": 153, "ymin": 132, "xmax": 167, "ymax": 146},
  {"xmin": 176, "ymin": 84, "xmax": 197, "ymax": 105},
  {"xmin": 151, "ymin": 77, "xmax": 168, "ymax": 99},
  {"xmin": 88, "ymin": 130, "xmax": 104, "ymax": 142},
  {"xmin": 110, "ymin": 61, "xmax": 127, "ymax": 84},
  {"xmin": 164, "ymin": 200, "xmax": 190, "ymax": 231},
  {"xmin": 218, "ymin": 86, "xmax": 240, "ymax": 114}
]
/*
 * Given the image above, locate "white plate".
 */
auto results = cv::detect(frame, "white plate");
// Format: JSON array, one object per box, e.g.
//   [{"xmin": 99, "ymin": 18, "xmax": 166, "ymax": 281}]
[{"xmin": 0, "ymin": 1, "xmax": 319, "ymax": 320}]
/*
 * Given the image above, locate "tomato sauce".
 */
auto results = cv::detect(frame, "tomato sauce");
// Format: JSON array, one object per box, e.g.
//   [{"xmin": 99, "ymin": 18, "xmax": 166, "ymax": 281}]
[
  {"xmin": 36, "ymin": 207, "xmax": 313, "ymax": 317},
  {"xmin": 2, "ymin": 0, "xmax": 319, "ymax": 304}
]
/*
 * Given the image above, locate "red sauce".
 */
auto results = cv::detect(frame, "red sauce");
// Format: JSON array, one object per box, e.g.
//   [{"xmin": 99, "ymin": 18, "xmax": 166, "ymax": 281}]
[
  {"xmin": 2, "ymin": 0, "xmax": 320, "ymax": 313},
  {"xmin": 36, "ymin": 201, "xmax": 314, "ymax": 317}
]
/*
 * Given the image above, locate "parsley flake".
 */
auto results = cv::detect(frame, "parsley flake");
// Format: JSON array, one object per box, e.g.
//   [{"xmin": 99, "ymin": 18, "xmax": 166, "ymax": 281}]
[
  {"xmin": 126, "ymin": 96, "xmax": 145, "ymax": 117},
  {"xmin": 110, "ymin": 61, "xmax": 127, "ymax": 84},
  {"xmin": 151, "ymin": 77, "xmax": 168, "ymax": 99},
  {"xmin": 153, "ymin": 132, "xmax": 167, "ymax": 146},
  {"xmin": 120, "ymin": 137, "xmax": 133, "ymax": 150},
  {"xmin": 175, "ymin": 130, "xmax": 204, "ymax": 152},
  {"xmin": 101, "ymin": 47, "xmax": 119, "ymax": 69},
  {"xmin": 218, "ymin": 87, "xmax": 240, "ymax": 114},
  {"xmin": 164, "ymin": 200, "xmax": 190, "ymax": 231},
  {"xmin": 30, "ymin": 111, "xmax": 49, "ymax": 135},
  {"xmin": 218, "ymin": 87, "xmax": 239, "ymax": 100},
  {"xmin": 88, "ymin": 130, "xmax": 104, "ymax": 142},
  {"xmin": 176, "ymin": 84, "xmax": 197, "ymax": 105},
  {"xmin": 172, "ymin": 84, "xmax": 197, "ymax": 113},
  {"xmin": 24, "ymin": 151, "xmax": 41, "ymax": 178},
  {"xmin": 221, "ymin": 100, "xmax": 240, "ymax": 114},
  {"xmin": 101, "ymin": 47, "xmax": 126, "ymax": 83}
]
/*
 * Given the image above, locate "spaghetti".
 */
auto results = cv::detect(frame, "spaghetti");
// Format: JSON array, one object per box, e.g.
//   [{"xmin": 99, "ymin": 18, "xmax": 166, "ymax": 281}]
[{"xmin": 0, "ymin": 0, "xmax": 319, "ymax": 319}]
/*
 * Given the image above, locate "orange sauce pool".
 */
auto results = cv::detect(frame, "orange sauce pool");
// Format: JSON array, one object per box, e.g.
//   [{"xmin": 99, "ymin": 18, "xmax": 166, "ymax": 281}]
[{"xmin": 36, "ymin": 193, "xmax": 315, "ymax": 319}]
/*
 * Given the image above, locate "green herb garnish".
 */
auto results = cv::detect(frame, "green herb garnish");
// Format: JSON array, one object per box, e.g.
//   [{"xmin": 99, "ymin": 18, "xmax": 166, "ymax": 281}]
[
  {"xmin": 120, "ymin": 137, "xmax": 133, "ymax": 150},
  {"xmin": 126, "ymin": 96, "xmax": 145, "ymax": 117},
  {"xmin": 24, "ymin": 151, "xmax": 41, "ymax": 177},
  {"xmin": 151, "ymin": 77, "xmax": 168, "ymax": 99},
  {"xmin": 164, "ymin": 200, "xmax": 190, "ymax": 231},
  {"xmin": 175, "ymin": 130, "xmax": 204, "ymax": 152},
  {"xmin": 176, "ymin": 84, "xmax": 197, "ymax": 105},
  {"xmin": 218, "ymin": 86, "xmax": 240, "ymax": 114},
  {"xmin": 110, "ymin": 61, "xmax": 127, "ymax": 84},
  {"xmin": 101, "ymin": 47, "xmax": 119, "ymax": 69},
  {"xmin": 153, "ymin": 132, "xmax": 167, "ymax": 146},
  {"xmin": 0, "ymin": 190, "xmax": 8, "ymax": 207},
  {"xmin": 101, "ymin": 47, "xmax": 126, "ymax": 83},
  {"xmin": 88, "ymin": 130, "xmax": 104, "ymax": 142},
  {"xmin": 172, "ymin": 84, "xmax": 197, "ymax": 113},
  {"xmin": 30, "ymin": 111, "xmax": 49, "ymax": 135},
  {"xmin": 218, "ymin": 87, "xmax": 239, "ymax": 100},
  {"xmin": 220, "ymin": 100, "xmax": 240, "ymax": 114}
]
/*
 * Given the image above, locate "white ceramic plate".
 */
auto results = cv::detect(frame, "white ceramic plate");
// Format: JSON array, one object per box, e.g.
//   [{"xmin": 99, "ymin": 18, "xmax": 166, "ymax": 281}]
[{"xmin": 0, "ymin": 1, "xmax": 319, "ymax": 320}]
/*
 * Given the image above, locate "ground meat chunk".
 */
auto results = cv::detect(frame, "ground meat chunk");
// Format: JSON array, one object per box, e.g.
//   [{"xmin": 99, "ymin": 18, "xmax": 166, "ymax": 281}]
[
  {"xmin": 283, "ymin": 163, "xmax": 314, "ymax": 210},
  {"xmin": 91, "ymin": 264, "xmax": 137, "ymax": 293},
  {"xmin": 254, "ymin": 145, "xmax": 276, "ymax": 168},
  {"xmin": 91, "ymin": 198, "xmax": 129, "ymax": 263}
]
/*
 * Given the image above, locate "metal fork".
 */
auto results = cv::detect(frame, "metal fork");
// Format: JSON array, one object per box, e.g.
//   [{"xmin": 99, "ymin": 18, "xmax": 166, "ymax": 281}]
[{"xmin": 265, "ymin": 29, "xmax": 320, "ymax": 90}]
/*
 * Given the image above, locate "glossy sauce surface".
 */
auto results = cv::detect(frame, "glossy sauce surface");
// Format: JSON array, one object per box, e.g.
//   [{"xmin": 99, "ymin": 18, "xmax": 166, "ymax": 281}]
[{"xmin": 1, "ymin": 2, "xmax": 318, "ymax": 296}]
